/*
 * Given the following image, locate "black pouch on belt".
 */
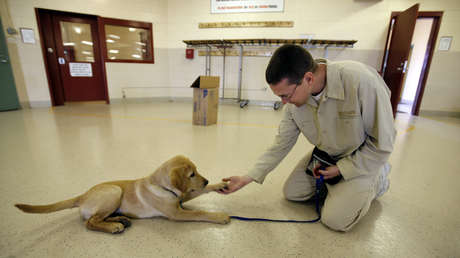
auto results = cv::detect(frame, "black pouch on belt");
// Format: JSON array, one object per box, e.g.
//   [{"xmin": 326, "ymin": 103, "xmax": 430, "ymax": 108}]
[{"xmin": 306, "ymin": 147, "xmax": 343, "ymax": 185}]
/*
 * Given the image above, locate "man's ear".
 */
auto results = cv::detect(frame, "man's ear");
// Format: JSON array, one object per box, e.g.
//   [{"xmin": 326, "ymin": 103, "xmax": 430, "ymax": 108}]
[
  {"xmin": 170, "ymin": 167, "xmax": 187, "ymax": 193},
  {"xmin": 303, "ymin": 71, "xmax": 314, "ymax": 83},
  {"xmin": 302, "ymin": 71, "xmax": 315, "ymax": 92}
]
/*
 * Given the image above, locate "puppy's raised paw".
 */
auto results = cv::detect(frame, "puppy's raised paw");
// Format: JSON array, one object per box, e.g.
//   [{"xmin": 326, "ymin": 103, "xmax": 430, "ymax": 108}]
[{"xmin": 213, "ymin": 182, "xmax": 229, "ymax": 192}]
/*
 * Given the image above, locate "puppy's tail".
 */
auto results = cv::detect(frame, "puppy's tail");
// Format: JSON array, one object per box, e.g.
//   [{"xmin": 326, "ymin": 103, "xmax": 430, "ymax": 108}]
[{"xmin": 15, "ymin": 196, "xmax": 80, "ymax": 214}]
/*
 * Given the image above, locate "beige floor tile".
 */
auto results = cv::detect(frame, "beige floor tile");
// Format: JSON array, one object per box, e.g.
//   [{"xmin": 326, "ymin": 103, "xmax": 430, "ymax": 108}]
[{"xmin": 1, "ymin": 102, "xmax": 459, "ymax": 257}]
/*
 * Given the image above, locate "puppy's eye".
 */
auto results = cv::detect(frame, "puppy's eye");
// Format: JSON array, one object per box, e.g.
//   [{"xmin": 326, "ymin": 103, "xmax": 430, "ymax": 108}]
[{"xmin": 190, "ymin": 172, "xmax": 195, "ymax": 178}]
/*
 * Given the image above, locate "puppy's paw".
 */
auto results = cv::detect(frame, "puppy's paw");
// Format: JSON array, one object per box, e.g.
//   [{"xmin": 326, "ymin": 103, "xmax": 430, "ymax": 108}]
[
  {"xmin": 118, "ymin": 217, "xmax": 132, "ymax": 228},
  {"xmin": 214, "ymin": 212, "xmax": 231, "ymax": 224},
  {"xmin": 213, "ymin": 182, "xmax": 229, "ymax": 192},
  {"xmin": 110, "ymin": 223, "xmax": 126, "ymax": 234}
]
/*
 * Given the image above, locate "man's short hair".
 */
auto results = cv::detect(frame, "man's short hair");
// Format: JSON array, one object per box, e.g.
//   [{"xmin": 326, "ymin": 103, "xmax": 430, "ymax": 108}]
[{"xmin": 265, "ymin": 44, "xmax": 317, "ymax": 85}]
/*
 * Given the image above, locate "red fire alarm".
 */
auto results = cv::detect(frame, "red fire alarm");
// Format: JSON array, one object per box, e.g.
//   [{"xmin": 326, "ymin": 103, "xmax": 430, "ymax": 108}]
[{"xmin": 186, "ymin": 48, "xmax": 194, "ymax": 59}]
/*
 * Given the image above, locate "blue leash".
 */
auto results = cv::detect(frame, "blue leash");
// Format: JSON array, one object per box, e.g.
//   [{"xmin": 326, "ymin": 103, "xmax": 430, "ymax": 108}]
[{"xmin": 230, "ymin": 176, "xmax": 324, "ymax": 223}]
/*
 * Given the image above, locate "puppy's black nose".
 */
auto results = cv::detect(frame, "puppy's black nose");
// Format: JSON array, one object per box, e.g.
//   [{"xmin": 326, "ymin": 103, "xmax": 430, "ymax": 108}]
[{"xmin": 204, "ymin": 179, "xmax": 209, "ymax": 186}]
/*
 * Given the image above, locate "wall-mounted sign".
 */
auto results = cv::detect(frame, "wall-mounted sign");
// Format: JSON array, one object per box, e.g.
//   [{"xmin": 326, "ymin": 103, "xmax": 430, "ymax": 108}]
[
  {"xmin": 69, "ymin": 62, "xmax": 93, "ymax": 77},
  {"xmin": 211, "ymin": 0, "xmax": 284, "ymax": 14},
  {"xmin": 438, "ymin": 36, "xmax": 453, "ymax": 51},
  {"xmin": 20, "ymin": 28, "xmax": 35, "ymax": 44}
]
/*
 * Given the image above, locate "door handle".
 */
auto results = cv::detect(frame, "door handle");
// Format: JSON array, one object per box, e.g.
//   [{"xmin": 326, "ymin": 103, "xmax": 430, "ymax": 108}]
[
  {"xmin": 0, "ymin": 54, "xmax": 7, "ymax": 63},
  {"xmin": 396, "ymin": 61, "xmax": 407, "ymax": 72}
]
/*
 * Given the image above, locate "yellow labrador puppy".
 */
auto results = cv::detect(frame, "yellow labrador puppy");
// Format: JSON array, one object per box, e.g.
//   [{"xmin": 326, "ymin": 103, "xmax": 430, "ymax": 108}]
[{"xmin": 15, "ymin": 155, "xmax": 230, "ymax": 234}]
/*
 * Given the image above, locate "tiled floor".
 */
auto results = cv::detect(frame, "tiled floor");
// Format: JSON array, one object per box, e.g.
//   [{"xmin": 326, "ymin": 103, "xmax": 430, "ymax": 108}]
[{"xmin": 1, "ymin": 101, "xmax": 459, "ymax": 257}]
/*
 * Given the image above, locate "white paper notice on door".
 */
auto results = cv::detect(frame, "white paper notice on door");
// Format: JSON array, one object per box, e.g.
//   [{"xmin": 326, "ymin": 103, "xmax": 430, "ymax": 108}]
[{"xmin": 69, "ymin": 63, "xmax": 93, "ymax": 77}]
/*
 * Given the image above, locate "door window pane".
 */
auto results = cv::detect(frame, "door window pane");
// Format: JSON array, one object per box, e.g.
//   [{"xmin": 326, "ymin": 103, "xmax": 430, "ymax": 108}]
[
  {"xmin": 104, "ymin": 25, "xmax": 152, "ymax": 61},
  {"xmin": 60, "ymin": 22, "xmax": 95, "ymax": 62}
]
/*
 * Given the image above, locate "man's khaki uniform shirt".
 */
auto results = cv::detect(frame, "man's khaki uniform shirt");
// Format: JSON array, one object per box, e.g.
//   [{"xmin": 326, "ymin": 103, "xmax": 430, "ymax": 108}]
[{"xmin": 248, "ymin": 60, "xmax": 396, "ymax": 183}]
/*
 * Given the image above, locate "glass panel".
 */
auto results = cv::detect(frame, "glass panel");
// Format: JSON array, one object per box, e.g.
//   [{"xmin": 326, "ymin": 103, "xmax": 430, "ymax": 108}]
[
  {"xmin": 104, "ymin": 25, "xmax": 151, "ymax": 61},
  {"xmin": 60, "ymin": 22, "xmax": 95, "ymax": 63}
]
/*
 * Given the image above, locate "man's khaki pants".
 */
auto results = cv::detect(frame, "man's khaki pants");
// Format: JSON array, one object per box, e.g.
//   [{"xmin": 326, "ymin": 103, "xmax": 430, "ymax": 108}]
[{"xmin": 283, "ymin": 151, "xmax": 388, "ymax": 232}]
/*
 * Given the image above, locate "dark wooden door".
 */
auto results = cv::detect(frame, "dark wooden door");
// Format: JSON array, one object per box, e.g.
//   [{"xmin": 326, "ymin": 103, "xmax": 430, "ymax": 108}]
[
  {"xmin": 382, "ymin": 4, "xmax": 419, "ymax": 116},
  {"xmin": 52, "ymin": 14, "xmax": 106, "ymax": 102}
]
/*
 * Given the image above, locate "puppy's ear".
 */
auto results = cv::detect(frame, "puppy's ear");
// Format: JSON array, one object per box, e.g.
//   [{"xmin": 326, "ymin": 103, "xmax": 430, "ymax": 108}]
[{"xmin": 170, "ymin": 167, "xmax": 187, "ymax": 193}]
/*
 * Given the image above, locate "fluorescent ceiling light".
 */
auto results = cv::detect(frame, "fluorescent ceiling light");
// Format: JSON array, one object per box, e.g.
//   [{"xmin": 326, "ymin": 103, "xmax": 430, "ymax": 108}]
[
  {"xmin": 81, "ymin": 41, "xmax": 93, "ymax": 46},
  {"xmin": 108, "ymin": 34, "xmax": 120, "ymax": 39}
]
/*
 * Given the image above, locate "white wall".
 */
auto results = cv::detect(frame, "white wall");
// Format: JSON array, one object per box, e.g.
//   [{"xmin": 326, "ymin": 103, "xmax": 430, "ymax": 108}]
[
  {"xmin": 3, "ymin": 0, "xmax": 460, "ymax": 112},
  {"xmin": 166, "ymin": 0, "xmax": 391, "ymax": 101}
]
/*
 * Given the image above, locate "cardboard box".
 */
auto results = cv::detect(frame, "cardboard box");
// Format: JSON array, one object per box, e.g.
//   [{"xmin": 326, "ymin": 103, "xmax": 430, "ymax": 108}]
[{"xmin": 191, "ymin": 76, "xmax": 219, "ymax": 126}]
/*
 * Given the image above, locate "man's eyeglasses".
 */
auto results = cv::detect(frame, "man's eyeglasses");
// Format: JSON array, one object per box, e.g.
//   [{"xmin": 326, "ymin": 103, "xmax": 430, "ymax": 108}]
[{"xmin": 279, "ymin": 84, "xmax": 300, "ymax": 101}]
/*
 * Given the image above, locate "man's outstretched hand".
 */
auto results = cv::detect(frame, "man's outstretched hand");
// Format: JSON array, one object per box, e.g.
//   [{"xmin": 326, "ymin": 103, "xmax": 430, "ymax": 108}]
[{"xmin": 216, "ymin": 175, "xmax": 254, "ymax": 194}]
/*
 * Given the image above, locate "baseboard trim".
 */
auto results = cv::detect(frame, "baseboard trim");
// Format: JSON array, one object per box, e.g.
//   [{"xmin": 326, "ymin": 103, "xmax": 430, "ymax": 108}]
[
  {"xmin": 21, "ymin": 101, "xmax": 51, "ymax": 108},
  {"xmin": 419, "ymin": 110, "xmax": 460, "ymax": 118},
  {"xmin": 111, "ymin": 97, "xmax": 189, "ymax": 104},
  {"xmin": 111, "ymin": 97, "xmax": 282, "ymax": 109},
  {"xmin": 20, "ymin": 98, "xmax": 281, "ymax": 109}
]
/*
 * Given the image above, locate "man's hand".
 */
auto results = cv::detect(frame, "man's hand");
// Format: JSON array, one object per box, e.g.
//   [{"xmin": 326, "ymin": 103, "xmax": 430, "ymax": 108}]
[
  {"xmin": 216, "ymin": 175, "xmax": 254, "ymax": 194},
  {"xmin": 313, "ymin": 164, "xmax": 341, "ymax": 179}
]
